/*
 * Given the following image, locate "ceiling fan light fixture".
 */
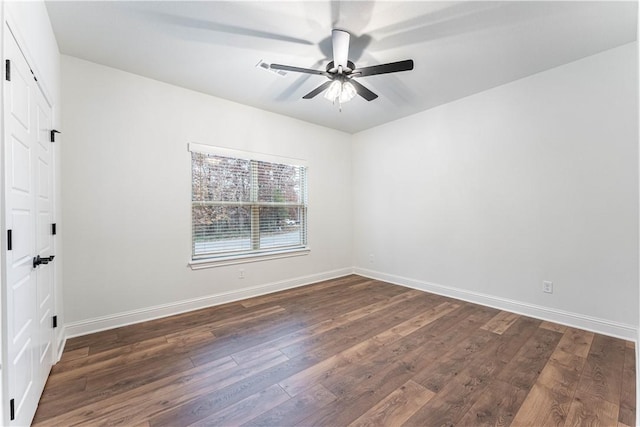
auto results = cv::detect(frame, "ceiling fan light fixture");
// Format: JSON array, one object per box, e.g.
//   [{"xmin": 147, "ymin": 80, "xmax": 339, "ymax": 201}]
[
  {"xmin": 340, "ymin": 81, "xmax": 357, "ymax": 103},
  {"xmin": 324, "ymin": 80, "xmax": 342, "ymax": 102},
  {"xmin": 324, "ymin": 80, "xmax": 356, "ymax": 106}
]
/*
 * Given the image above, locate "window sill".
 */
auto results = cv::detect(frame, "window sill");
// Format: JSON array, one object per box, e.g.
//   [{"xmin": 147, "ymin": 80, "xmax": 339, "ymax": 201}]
[{"xmin": 188, "ymin": 247, "xmax": 310, "ymax": 270}]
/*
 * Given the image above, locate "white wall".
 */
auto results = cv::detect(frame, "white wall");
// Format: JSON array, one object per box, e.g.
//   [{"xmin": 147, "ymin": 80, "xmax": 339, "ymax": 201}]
[
  {"xmin": 353, "ymin": 42, "xmax": 639, "ymax": 335},
  {"xmin": 61, "ymin": 40, "xmax": 639, "ymax": 340},
  {"xmin": 61, "ymin": 56, "xmax": 353, "ymax": 327}
]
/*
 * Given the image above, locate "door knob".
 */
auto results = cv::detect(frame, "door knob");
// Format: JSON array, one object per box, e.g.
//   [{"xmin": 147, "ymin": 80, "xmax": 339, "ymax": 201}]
[{"xmin": 33, "ymin": 255, "xmax": 55, "ymax": 268}]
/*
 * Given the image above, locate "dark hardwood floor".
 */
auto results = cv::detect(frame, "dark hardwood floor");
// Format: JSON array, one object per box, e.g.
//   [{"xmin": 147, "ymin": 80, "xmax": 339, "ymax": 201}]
[{"xmin": 33, "ymin": 275, "xmax": 636, "ymax": 426}]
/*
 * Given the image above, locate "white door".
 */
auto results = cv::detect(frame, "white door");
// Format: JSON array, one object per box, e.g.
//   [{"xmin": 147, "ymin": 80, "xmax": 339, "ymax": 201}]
[
  {"xmin": 34, "ymin": 54, "xmax": 55, "ymax": 390},
  {"xmin": 3, "ymin": 26, "xmax": 55, "ymax": 427}
]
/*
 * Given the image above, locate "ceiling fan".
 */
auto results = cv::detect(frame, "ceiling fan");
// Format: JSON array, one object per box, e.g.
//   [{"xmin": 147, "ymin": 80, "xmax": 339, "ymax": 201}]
[{"xmin": 270, "ymin": 29, "xmax": 414, "ymax": 109}]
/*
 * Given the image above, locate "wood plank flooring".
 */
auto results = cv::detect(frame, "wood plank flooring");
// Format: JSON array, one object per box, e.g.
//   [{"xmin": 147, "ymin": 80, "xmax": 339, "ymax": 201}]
[{"xmin": 33, "ymin": 275, "xmax": 635, "ymax": 426}]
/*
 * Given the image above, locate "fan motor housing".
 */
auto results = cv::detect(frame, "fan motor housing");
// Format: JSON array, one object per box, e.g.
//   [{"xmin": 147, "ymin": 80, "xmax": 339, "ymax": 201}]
[{"xmin": 326, "ymin": 60, "xmax": 356, "ymax": 74}]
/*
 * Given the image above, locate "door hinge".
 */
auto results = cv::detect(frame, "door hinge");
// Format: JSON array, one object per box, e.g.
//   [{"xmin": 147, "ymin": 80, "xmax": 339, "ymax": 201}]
[
  {"xmin": 7, "ymin": 230, "xmax": 12, "ymax": 251},
  {"xmin": 5, "ymin": 59, "xmax": 10, "ymax": 81},
  {"xmin": 50, "ymin": 129, "xmax": 60, "ymax": 143},
  {"xmin": 53, "ymin": 315, "xmax": 58, "ymax": 328},
  {"xmin": 30, "ymin": 69, "xmax": 37, "ymax": 82},
  {"xmin": 9, "ymin": 398, "xmax": 15, "ymax": 421},
  {"xmin": 52, "ymin": 223, "xmax": 57, "ymax": 235}
]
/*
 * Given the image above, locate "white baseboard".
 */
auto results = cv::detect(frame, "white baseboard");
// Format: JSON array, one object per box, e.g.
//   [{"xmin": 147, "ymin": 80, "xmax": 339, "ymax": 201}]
[
  {"xmin": 63, "ymin": 265, "xmax": 637, "ymax": 345},
  {"xmin": 65, "ymin": 267, "xmax": 353, "ymax": 339},
  {"xmin": 354, "ymin": 267, "xmax": 638, "ymax": 341}
]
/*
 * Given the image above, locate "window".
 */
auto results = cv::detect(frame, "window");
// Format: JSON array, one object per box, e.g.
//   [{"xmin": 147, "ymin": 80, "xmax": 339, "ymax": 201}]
[{"xmin": 189, "ymin": 143, "xmax": 308, "ymax": 266}]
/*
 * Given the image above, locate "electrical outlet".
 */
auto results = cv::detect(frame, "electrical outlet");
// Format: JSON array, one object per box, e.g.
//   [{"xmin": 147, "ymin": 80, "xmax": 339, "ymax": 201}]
[
  {"xmin": 542, "ymin": 281, "xmax": 553, "ymax": 294},
  {"xmin": 369, "ymin": 253, "xmax": 374, "ymax": 264},
  {"xmin": 238, "ymin": 269, "xmax": 245, "ymax": 279}
]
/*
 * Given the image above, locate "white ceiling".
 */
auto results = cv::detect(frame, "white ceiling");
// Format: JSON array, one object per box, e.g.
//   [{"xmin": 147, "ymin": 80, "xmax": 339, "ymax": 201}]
[{"xmin": 45, "ymin": 1, "xmax": 637, "ymax": 134}]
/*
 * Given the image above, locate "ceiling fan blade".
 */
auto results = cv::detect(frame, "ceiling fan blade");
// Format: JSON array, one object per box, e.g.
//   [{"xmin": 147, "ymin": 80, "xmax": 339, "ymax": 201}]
[
  {"xmin": 332, "ymin": 29, "xmax": 350, "ymax": 68},
  {"xmin": 349, "ymin": 80, "xmax": 378, "ymax": 101},
  {"xmin": 276, "ymin": 59, "xmax": 324, "ymax": 101},
  {"xmin": 353, "ymin": 59, "xmax": 414, "ymax": 77},
  {"xmin": 303, "ymin": 81, "xmax": 333, "ymax": 99},
  {"xmin": 270, "ymin": 64, "xmax": 329, "ymax": 76}
]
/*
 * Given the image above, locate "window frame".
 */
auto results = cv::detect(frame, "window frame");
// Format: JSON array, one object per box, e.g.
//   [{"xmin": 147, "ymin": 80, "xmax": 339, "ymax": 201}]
[{"xmin": 188, "ymin": 143, "xmax": 309, "ymax": 269}]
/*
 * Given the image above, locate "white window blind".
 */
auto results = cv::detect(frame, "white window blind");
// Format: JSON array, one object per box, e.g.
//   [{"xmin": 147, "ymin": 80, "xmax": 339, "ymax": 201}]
[{"xmin": 190, "ymin": 144, "xmax": 308, "ymax": 261}]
